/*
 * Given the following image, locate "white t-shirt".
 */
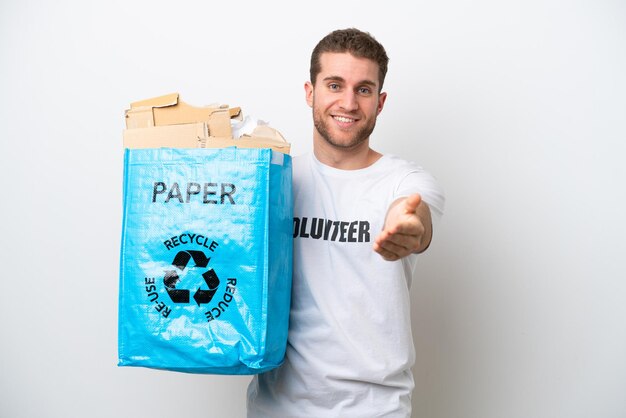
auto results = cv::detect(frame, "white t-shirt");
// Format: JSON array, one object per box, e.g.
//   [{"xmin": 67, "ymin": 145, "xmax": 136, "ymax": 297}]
[{"xmin": 247, "ymin": 153, "xmax": 445, "ymax": 418}]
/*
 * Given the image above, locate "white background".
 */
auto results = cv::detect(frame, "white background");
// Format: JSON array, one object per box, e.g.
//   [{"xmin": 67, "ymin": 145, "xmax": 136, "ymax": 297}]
[{"xmin": 1, "ymin": 1, "xmax": 625, "ymax": 417}]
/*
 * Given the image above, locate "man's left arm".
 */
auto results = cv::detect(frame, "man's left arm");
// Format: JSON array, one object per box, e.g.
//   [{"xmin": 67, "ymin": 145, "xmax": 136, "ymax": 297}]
[{"xmin": 373, "ymin": 193, "xmax": 433, "ymax": 261}]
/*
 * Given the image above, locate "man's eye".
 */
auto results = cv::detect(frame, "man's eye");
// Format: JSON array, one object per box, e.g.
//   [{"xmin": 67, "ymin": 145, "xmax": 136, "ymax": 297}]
[
  {"xmin": 358, "ymin": 87, "xmax": 372, "ymax": 95},
  {"xmin": 329, "ymin": 83, "xmax": 340, "ymax": 90}
]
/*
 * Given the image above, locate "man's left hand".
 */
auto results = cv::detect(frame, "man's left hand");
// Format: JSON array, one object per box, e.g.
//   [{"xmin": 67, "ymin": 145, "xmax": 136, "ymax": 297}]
[{"xmin": 373, "ymin": 193, "xmax": 432, "ymax": 261}]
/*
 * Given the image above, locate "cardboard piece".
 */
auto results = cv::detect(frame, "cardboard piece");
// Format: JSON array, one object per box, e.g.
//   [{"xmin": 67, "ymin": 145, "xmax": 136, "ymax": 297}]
[{"xmin": 123, "ymin": 93, "xmax": 290, "ymax": 154}]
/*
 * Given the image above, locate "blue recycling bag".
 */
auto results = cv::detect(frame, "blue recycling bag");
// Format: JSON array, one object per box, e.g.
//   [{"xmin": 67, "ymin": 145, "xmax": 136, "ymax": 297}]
[{"xmin": 118, "ymin": 147, "xmax": 292, "ymax": 374}]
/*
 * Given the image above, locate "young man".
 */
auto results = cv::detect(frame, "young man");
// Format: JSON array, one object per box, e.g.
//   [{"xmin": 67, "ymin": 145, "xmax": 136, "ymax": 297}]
[{"xmin": 247, "ymin": 28, "xmax": 445, "ymax": 417}]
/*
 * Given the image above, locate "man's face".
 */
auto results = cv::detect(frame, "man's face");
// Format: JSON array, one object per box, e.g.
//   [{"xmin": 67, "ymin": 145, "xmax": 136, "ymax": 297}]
[{"xmin": 305, "ymin": 52, "xmax": 387, "ymax": 150}]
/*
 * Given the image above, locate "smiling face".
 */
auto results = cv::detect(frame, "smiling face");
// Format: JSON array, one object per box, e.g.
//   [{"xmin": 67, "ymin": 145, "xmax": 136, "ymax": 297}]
[{"xmin": 305, "ymin": 52, "xmax": 387, "ymax": 152}]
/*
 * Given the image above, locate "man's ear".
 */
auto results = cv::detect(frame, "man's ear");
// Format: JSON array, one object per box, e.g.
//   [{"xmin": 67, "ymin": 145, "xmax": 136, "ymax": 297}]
[
  {"xmin": 377, "ymin": 91, "xmax": 387, "ymax": 115},
  {"xmin": 305, "ymin": 81, "xmax": 314, "ymax": 108}
]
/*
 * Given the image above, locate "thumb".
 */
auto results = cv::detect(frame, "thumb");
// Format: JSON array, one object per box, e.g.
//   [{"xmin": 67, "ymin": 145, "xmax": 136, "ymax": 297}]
[{"xmin": 404, "ymin": 193, "xmax": 422, "ymax": 214}]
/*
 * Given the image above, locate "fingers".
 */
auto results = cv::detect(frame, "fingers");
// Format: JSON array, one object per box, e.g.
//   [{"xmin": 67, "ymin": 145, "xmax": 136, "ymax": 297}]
[
  {"xmin": 374, "ymin": 230, "xmax": 421, "ymax": 261},
  {"xmin": 374, "ymin": 193, "xmax": 427, "ymax": 261},
  {"xmin": 403, "ymin": 193, "xmax": 422, "ymax": 215},
  {"xmin": 377, "ymin": 229, "xmax": 421, "ymax": 249},
  {"xmin": 373, "ymin": 243, "xmax": 401, "ymax": 261},
  {"xmin": 385, "ymin": 219, "xmax": 423, "ymax": 236},
  {"xmin": 382, "ymin": 211, "xmax": 425, "ymax": 238}
]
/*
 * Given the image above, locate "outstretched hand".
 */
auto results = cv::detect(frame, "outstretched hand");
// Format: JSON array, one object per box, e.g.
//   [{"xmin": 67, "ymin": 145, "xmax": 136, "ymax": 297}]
[{"xmin": 373, "ymin": 193, "xmax": 432, "ymax": 261}]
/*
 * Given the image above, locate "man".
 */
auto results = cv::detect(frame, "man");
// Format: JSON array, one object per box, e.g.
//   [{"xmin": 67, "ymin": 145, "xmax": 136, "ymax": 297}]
[{"xmin": 247, "ymin": 28, "xmax": 445, "ymax": 417}]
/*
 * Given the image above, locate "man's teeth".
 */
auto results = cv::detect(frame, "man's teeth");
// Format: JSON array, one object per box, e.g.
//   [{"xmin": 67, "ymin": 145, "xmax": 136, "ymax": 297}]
[{"xmin": 334, "ymin": 116, "xmax": 354, "ymax": 123}]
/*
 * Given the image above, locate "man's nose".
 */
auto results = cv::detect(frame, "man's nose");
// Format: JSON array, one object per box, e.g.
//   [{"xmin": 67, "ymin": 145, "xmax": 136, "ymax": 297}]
[{"xmin": 338, "ymin": 91, "xmax": 358, "ymax": 111}]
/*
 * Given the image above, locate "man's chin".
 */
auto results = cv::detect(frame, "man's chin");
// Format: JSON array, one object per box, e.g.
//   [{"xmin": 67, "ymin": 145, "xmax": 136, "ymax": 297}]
[
  {"xmin": 314, "ymin": 120, "xmax": 374, "ymax": 150},
  {"xmin": 323, "ymin": 135, "xmax": 368, "ymax": 150}
]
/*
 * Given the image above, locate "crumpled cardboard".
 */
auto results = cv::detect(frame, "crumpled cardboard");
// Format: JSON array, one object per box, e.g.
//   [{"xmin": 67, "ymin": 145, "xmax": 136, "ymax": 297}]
[{"xmin": 123, "ymin": 93, "xmax": 290, "ymax": 154}]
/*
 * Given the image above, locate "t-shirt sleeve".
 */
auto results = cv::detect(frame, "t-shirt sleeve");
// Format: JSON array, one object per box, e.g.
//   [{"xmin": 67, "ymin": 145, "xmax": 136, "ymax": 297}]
[{"xmin": 394, "ymin": 167, "xmax": 446, "ymax": 221}]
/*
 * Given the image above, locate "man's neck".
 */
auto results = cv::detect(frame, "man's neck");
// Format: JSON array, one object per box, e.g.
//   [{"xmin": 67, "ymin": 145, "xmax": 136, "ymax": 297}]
[{"xmin": 313, "ymin": 139, "xmax": 382, "ymax": 170}]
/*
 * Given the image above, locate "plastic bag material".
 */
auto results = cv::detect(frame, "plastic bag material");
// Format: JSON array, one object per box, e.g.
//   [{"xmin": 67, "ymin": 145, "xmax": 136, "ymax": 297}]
[{"xmin": 118, "ymin": 147, "xmax": 292, "ymax": 374}]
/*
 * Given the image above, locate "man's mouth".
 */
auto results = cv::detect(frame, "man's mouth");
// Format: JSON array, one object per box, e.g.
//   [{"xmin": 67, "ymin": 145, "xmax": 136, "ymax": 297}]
[{"xmin": 333, "ymin": 115, "xmax": 356, "ymax": 123}]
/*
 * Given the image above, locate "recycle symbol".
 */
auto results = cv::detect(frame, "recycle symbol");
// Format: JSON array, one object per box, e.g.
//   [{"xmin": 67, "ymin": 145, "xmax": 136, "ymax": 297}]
[{"xmin": 163, "ymin": 250, "xmax": 220, "ymax": 305}]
